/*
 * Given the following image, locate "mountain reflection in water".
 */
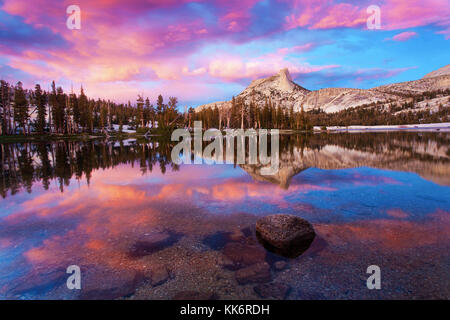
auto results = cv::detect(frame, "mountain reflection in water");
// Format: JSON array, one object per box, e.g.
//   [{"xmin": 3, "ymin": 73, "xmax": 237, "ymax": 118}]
[{"xmin": 0, "ymin": 132, "xmax": 449, "ymax": 300}]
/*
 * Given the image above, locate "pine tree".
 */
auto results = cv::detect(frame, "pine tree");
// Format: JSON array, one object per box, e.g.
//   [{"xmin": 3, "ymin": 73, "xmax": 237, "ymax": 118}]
[
  {"xmin": 276, "ymin": 105, "xmax": 282, "ymax": 129},
  {"xmin": 118, "ymin": 106, "xmax": 124, "ymax": 132},
  {"xmin": 298, "ymin": 105, "xmax": 306, "ymax": 130},
  {"xmin": 167, "ymin": 97, "xmax": 178, "ymax": 126},
  {"xmin": 289, "ymin": 105, "xmax": 294, "ymax": 129},
  {"xmin": 78, "ymin": 86, "xmax": 88, "ymax": 130},
  {"xmin": 87, "ymin": 100, "xmax": 94, "ymax": 133},
  {"xmin": 230, "ymin": 96, "xmax": 238, "ymax": 128},
  {"xmin": 66, "ymin": 93, "xmax": 74, "ymax": 134},
  {"xmin": 0, "ymin": 80, "xmax": 10, "ymax": 135},
  {"xmin": 13, "ymin": 81, "xmax": 29, "ymax": 134},
  {"xmin": 262, "ymin": 98, "xmax": 269, "ymax": 128},
  {"xmin": 144, "ymin": 97, "xmax": 153, "ymax": 127},
  {"xmin": 34, "ymin": 84, "xmax": 46, "ymax": 134},
  {"xmin": 71, "ymin": 91, "xmax": 80, "ymax": 132},
  {"xmin": 188, "ymin": 107, "xmax": 194, "ymax": 129},
  {"xmin": 100, "ymin": 101, "xmax": 108, "ymax": 132},
  {"xmin": 49, "ymin": 81, "xmax": 58, "ymax": 133},
  {"xmin": 55, "ymin": 87, "xmax": 66, "ymax": 133},
  {"xmin": 156, "ymin": 94, "xmax": 164, "ymax": 128},
  {"xmin": 267, "ymin": 97, "xmax": 273, "ymax": 128},
  {"xmin": 107, "ymin": 100, "xmax": 112, "ymax": 129},
  {"xmin": 213, "ymin": 105, "xmax": 219, "ymax": 129},
  {"xmin": 136, "ymin": 95, "xmax": 144, "ymax": 128},
  {"xmin": 240, "ymin": 100, "xmax": 245, "ymax": 129}
]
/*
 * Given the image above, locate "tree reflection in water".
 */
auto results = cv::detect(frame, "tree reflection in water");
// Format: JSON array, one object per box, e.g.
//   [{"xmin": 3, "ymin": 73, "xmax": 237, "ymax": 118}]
[{"xmin": 0, "ymin": 131, "xmax": 449, "ymax": 198}]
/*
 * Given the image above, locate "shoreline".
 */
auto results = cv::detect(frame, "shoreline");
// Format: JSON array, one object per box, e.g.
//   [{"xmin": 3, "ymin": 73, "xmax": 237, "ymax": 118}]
[
  {"xmin": 314, "ymin": 122, "xmax": 450, "ymax": 132},
  {"xmin": 0, "ymin": 122, "xmax": 449, "ymax": 143},
  {"xmin": 0, "ymin": 132, "xmax": 138, "ymax": 143}
]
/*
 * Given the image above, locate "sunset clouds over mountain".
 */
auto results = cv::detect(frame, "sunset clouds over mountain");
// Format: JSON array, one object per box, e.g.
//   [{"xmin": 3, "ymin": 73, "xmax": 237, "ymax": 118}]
[{"xmin": 0, "ymin": 0, "xmax": 448, "ymax": 106}]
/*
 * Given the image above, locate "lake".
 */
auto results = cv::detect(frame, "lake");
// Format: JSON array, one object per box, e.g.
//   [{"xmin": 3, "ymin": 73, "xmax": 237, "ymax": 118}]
[{"xmin": 0, "ymin": 131, "xmax": 449, "ymax": 299}]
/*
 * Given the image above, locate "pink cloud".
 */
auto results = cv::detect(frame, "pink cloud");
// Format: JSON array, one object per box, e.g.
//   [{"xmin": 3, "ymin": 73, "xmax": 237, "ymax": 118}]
[
  {"xmin": 285, "ymin": 1, "xmax": 366, "ymax": 30},
  {"xmin": 277, "ymin": 42, "xmax": 320, "ymax": 55},
  {"xmin": 0, "ymin": 0, "xmax": 448, "ymax": 106},
  {"xmin": 1, "ymin": 1, "xmax": 212, "ymax": 79},
  {"xmin": 387, "ymin": 31, "xmax": 418, "ymax": 41},
  {"xmin": 382, "ymin": 0, "xmax": 449, "ymax": 31},
  {"xmin": 437, "ymin": 27, "xmax": 450, "ymax": 40},
  {"xmin": 216, "ymin": 0, "xmax": 260, "ymax": 31},
  {"xmin": 311, "ymin": 3, "xmax": 366, "ymax": 29},
  {"xmin": 207, "ymin": 50, "xmax": 339, "ymax": 81},
  {"xmin": 353, "ymin": 66, "xmax": 416, "ymax": 82},
  {"xmin": 283, "ymin": 0, "xmax": 450, "ymax": 36},
  {"xmin": 0, "ymin": 0, "xmax": 277, "ymax": 103}
]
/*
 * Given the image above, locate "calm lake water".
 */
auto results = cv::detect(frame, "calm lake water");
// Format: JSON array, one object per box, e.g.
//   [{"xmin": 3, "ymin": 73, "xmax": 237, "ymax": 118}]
[{"xmin": 0, "ymin": 132, "xmax": 449, "ymax": 299}]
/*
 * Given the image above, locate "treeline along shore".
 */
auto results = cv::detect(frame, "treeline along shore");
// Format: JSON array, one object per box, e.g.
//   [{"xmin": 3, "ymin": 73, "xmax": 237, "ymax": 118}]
[{"xmin": 0, "ymin": 80, "xmax": 448, "ymax": 141}]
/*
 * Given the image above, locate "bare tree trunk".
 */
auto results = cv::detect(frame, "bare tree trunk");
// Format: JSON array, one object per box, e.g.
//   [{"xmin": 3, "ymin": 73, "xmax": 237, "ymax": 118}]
[
  {"xmin": 48, "ymin": 103, "xmax": 52, "ymax": 134},
  {"xmin": 241, "ymin": 105, "xmax": 244, "ymax": 129},
  {"xmin": 7, "ymin": 97, "xmax": 12, "ymax": 134},
  {"xmin": 1, "ymin": 144, "xmax": 5, "ymax": 193},
  {"xmin": 66, "ymin": 96, "xmax": 70, "ymax": 134},
  {"xmin": 107, "ymin": 102, "xmax": 111, "ymax": 130}
]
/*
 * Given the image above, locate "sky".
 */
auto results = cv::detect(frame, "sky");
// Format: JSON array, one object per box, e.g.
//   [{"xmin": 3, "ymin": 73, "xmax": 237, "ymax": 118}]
[{"xmin": 0, "ymin": 0, "xmax": 449, "ymax": 107}]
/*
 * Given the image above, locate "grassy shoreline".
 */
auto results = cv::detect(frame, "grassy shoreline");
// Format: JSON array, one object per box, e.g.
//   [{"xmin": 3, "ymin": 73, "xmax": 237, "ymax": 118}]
[
  {"xmin": 0, "ymin": 129, "xmax": 305, "ymax": 143},
  {"xmin": 0, "ymin": 132, "xmax": 139, "ymax": 143},
  {"xmin": 1, "ymin": 122, "xmax": 448, "ymax": 143}
]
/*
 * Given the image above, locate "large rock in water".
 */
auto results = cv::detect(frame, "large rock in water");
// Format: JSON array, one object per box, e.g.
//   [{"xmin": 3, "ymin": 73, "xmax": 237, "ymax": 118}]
[{"xmin": 255, "ymin": 214, "xmax": 315, "ymax": 258}]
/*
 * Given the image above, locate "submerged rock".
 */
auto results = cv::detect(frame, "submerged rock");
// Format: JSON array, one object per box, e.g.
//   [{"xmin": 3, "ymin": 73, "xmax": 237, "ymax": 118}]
[
  {"xmin": 255, "ymin": 214, "xmax": 315, "ymax": 258},
  {"xmin": 273, "ymin": 261, "xmax": 288, "ymax": 271},
  {"xmin": 128, "ymin": 231, "xmax": 181, "ymax": 258},
  {"xmin": 80, "ymin": 267, "xmax": 147, "ymax": 299},
  {"xmin": 151, "ymin": 264, "xmax": 170, "ymax": 287},
  {"xmin": 254, "ymin": 282, "xmax": 290, "ymax": 299},
  {"xmin": 235, "ymin": 262, "xmax": 272, "ymax": 285},
  {"xmin": 223, "ymin": 242, "xmax": 266, "ymax": 269},
  {"xmin": 172, "ymin": 291, "xmax": 218, "ymax": 300}
]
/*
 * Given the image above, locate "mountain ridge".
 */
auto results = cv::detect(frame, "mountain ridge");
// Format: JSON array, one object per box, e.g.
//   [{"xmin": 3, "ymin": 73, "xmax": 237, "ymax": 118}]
[{"xmin": 197, "ymin": 65, "xmax": 450, "ymax": 114}]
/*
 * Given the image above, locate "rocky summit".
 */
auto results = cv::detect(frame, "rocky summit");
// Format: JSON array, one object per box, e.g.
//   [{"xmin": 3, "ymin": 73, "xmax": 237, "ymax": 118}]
[
  {"xmin": 197, "ymin": 68, "xmax": 310, "ymax": 112},
  {"xmin": 197, "ymin": 65, "xmax": 450, "ymax": 114}
]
